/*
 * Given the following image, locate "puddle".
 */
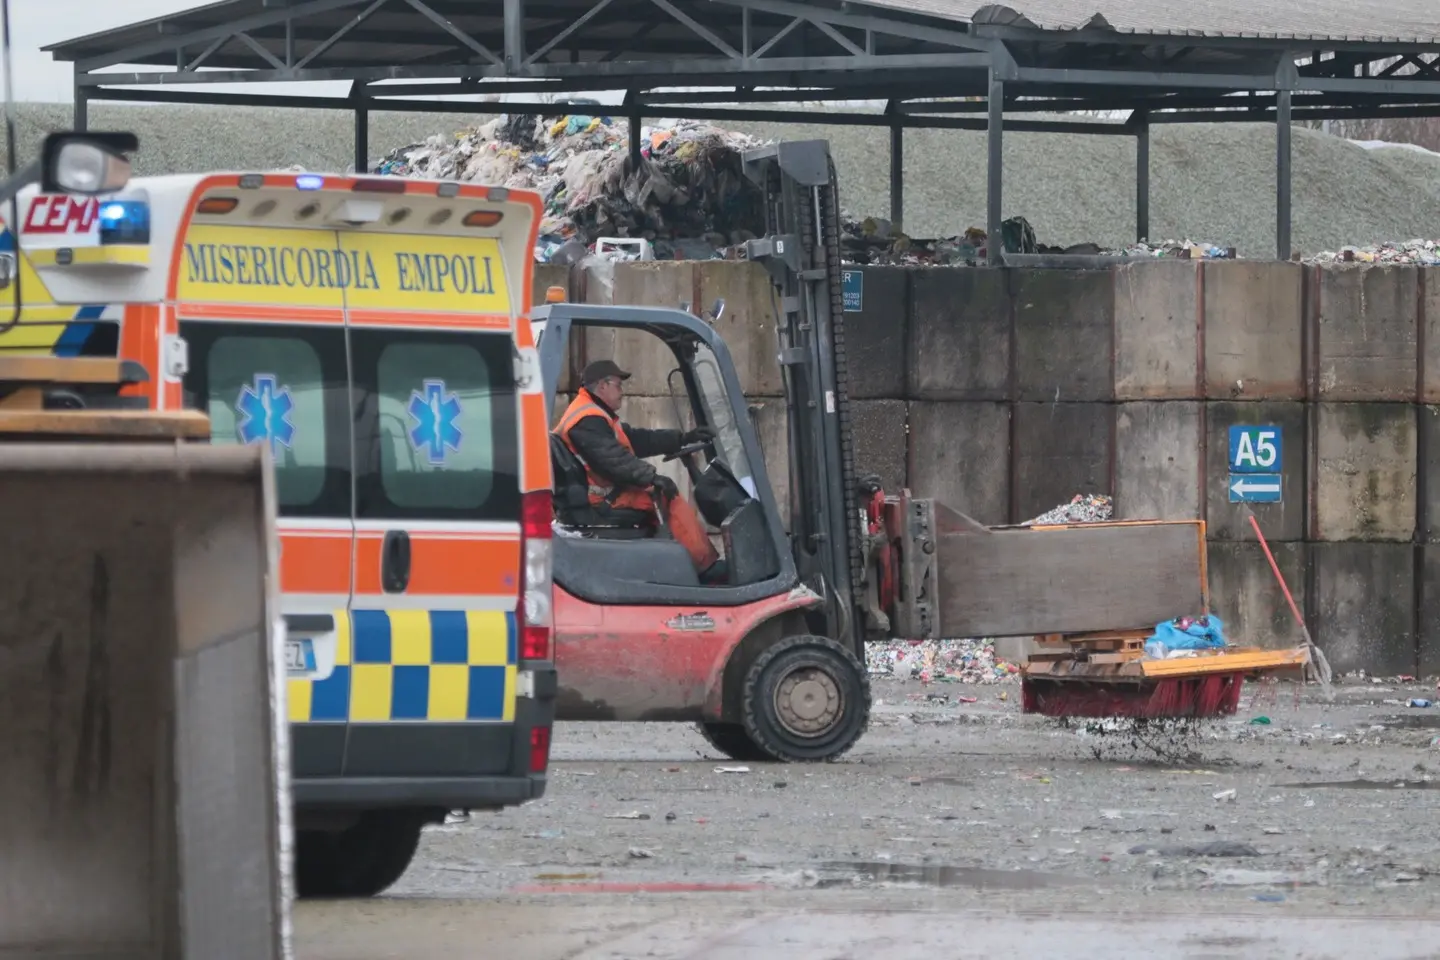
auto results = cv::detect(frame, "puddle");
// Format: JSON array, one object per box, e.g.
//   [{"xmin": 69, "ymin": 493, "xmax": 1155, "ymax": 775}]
[
  {"xmin": 820, "ymin": 861, "xmax": 1075, "ymax": 890},
  {"xmin": 1279, "ymin": 779, "xmax": 1440, "ymax": 790}
]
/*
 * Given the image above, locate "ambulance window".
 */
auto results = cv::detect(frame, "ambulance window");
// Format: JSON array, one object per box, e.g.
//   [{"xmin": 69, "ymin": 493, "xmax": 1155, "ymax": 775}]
[
  {"xmin": 181, "ymin": 323, "xmax": 350, "ymax": 518},
  {"xmin": 351, "ymin": 330, "xmax": 519, "ymax": 521}
]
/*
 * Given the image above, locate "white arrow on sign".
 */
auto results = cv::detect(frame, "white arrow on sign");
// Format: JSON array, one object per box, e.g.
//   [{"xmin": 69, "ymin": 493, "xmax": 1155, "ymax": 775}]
[{"xmin": 1230, "ymin": 477, "xmax": 1280, "ymax": 497}]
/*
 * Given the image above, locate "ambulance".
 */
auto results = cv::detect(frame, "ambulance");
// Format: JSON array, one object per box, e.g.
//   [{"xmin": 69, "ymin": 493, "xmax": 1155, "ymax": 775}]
[{"xmin": 2, "ymin": 171, "xmax": 558, "ymax": 897}]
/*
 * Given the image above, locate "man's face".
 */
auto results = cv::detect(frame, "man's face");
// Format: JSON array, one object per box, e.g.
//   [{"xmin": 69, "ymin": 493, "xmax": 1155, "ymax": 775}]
[{"xmin": 591, "ymin": 375, "xmax": 623, "ymax": 410}]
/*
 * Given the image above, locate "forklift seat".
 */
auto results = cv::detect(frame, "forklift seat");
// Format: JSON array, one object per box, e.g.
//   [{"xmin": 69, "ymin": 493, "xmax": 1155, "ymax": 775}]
[{"xmin": 548, "ymin": 433, "xmax": 654, "ymax": 539}]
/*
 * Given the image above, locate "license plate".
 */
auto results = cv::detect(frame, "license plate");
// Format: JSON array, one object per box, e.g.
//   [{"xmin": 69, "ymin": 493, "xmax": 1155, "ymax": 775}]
[{"xmin": 286, "ymin": 638, "xmax": 316, "ymax": 675}]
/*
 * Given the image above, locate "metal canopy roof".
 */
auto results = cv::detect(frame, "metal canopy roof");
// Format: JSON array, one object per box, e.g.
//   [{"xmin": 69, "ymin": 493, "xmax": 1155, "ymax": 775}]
[{"xmin": 42, "ymin": 0, "xmax": 1440, "ymax": 263}]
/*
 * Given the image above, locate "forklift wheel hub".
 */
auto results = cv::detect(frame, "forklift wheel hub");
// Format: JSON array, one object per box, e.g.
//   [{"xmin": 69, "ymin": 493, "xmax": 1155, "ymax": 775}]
[{"xmin": 775, "ymin": 667, "xmax": 841, "ymax": 737}]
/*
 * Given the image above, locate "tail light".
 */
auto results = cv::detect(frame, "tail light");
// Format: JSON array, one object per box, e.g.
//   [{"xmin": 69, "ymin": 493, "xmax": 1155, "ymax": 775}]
[
  {"xmin": 518, "ymin": 490, "xmax": 553, "ymax": 662},
  {"xmin": 529, "ymin": 726, "xmax": 551, "ymax": 773}
]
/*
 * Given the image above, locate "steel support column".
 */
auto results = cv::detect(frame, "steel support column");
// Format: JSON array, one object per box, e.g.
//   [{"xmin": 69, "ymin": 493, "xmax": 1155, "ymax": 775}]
[
  {"xmin": 1276, "ymin": 88, "xmax": 1292, "ymax": 260},
  {"xmin": 889, "ymin": 116, "xmax": 903, "ymax": 229},
  {"xmin": 74, "ymin": 82, "xmax": 89, "ymax": 132},
  {"xmin": 354, "ymin": 100, "xmax": 369, "ymax": 173},
  {"xmin": 1135, "ymin": 111, "xmax": 1149, "ymax": 242},
  {"xmin": 628, "ymin": 105, "xmax": 643, "ymax": 170},
  {"xmin": 986, "ymin": 73, "xmax": 1003, "ymax": 265}
]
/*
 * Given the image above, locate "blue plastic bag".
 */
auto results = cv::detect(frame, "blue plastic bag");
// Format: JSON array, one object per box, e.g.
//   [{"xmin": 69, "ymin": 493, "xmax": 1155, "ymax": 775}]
[{"xmin": 1144, "ymin": 615, "xmax": 1227, "ymax": 658}]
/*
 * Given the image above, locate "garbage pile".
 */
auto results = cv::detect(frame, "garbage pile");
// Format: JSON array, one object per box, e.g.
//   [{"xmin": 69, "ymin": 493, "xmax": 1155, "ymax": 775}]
[
  {"xmin": 1021, "ymin": 493, "xmax": 1114, "ymax": 526},
  {"xmin": 1306, "ymin": 239, "xmax": 1440, "ymax": 265},
  {"xmin": 840, "ymin": 216, "xmax": 1236, "ymax": 266},
  {"xmin": 866, "ymin": 637, "xmax": 1020, "ymax": 685},
  {"xmin": 373, "ymin": 114, "xmax": 768, "ymax": 261}
]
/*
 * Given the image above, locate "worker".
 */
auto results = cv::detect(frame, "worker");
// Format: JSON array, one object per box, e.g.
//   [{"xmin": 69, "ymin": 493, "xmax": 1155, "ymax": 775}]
[{"xmin": 554, "ymin": 359, "xmax": 724, "ymax": 582}]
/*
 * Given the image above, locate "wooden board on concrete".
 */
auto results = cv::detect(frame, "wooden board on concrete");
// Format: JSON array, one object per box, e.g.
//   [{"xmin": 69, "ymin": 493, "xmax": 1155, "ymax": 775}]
[{"xmin": 935, "ymin": 516, "xmax": 1207, "ymax": 638}]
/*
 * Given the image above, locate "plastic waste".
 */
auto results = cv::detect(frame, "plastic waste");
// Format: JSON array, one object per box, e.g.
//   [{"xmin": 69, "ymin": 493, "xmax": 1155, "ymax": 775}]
[{"xmin": 1144, "ymin": 615, "xmax": 1227, "ymax": 659}]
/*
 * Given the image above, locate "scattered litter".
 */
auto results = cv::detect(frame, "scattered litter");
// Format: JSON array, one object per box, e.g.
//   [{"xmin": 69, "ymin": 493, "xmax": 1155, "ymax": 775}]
[
  {"xmin": 1262, "ymin": 827, "xmax": 1285, "ymax": 835},
  {"xmin": 1213, "ymin": 789, "xmax": 1238, "ymax": 802},
  {"xmin": 715, "ymin": 766, "xmax": 751, "ymax": 774},
  {"xmin": 1249, "ymin": 716, "xmax": 1272, "ymax": 725},
  {"xmin": 866, "ymin": 636, "xmax": 1018, "ymax": 684},
  {"xmin": 1252, "ymin": 893, "xmax": 1286, "ymax": 902},
  {"xmin": 627, "ymin": 847, "xmax": 656, "ymax": 859},
  {"xmin": 606, "ymin": 811, "xmax": 651, "ymax": 820},
  {"xmin": 1128, "ymin": 841, "xmax": 1260, "ymax": 858},
  {"xmin": 1395, "ymin": 872, "xmax": 1423, "ymax": 882},
  {"xmin": 1409, "ymin": 698, "xmax": 1433, "ymax": 708}
]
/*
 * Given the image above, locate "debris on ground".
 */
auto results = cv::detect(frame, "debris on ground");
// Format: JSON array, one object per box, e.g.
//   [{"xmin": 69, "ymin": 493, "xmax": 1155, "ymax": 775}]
[
  {"xmin": 840, "ymin": 219, "xmax": 1238, "ymax": 266},
  {"xmin": 866, "ymin": 637, "xmax": 1019, "ymax": 685},
  {"xmin": 1021, "ymin": 493, "xmax": 1115, "ymax": 526},
  {"xmin": 1306, "ymin": 239, "xmax": 1440, "ymax": 265},
  {"xmin": 373, "ymin": 113, "xmax": 767, "ymax": 260}
]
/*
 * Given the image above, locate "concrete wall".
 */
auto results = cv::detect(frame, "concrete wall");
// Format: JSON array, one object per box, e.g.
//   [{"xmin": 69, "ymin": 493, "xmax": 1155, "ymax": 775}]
[{"xmin": 560, "ymin": 257, "xmax": 1438, "ymax": 675}]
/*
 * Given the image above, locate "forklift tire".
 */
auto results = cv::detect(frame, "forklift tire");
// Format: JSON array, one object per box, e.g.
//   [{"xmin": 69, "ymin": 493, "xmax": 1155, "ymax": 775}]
[
  {"xmin": 696, "ymin": 721, "xmax": 773, "ymax": 762},
  {"xmin": 740, "ymin": 634, "xmax": 871, "ymax": 763},
  {"xmin": 294, "ymin": 811, "xmax": 425, "ymax": 899}
]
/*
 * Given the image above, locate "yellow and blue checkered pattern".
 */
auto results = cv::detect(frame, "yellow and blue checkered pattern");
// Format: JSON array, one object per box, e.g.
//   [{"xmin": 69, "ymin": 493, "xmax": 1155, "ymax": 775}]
[{"xmin": 288, "ymin": 609, "xmax": 518, "ymax": 723}]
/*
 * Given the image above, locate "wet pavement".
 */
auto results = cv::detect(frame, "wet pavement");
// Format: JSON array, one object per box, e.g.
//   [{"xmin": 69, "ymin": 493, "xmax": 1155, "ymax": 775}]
[{"xmin": 293, "ymin": 677, "xmax": 1440, "ymax": 958}]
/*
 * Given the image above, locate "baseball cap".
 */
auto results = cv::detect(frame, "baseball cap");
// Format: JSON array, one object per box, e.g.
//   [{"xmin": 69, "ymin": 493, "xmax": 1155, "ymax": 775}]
[{"xmin": 581, "ymin": 359, "xmax": 631, "ymax": 384}]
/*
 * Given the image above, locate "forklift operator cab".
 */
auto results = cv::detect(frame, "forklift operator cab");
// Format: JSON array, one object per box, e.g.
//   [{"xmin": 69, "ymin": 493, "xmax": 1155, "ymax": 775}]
[{"xmin": 537, "ymin": 300, "xmax": 786, "ymax": 597}]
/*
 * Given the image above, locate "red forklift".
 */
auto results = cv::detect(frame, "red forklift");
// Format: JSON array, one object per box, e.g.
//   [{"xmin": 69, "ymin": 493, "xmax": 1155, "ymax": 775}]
[{"xmin": 535, "ymin": 142, "xmax": 890, "ymax": 762}]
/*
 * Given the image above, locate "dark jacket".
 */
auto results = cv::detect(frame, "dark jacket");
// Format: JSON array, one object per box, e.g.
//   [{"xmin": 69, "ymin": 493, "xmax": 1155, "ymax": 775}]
[{"xmin": 567, "ymin": 395, "xmax": 683, "ymax": 490}]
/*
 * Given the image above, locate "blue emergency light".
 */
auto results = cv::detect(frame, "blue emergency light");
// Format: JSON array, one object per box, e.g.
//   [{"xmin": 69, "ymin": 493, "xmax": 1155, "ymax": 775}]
[
  {"xmin": 296, "ymin": 174, "xmax": 324, "ymax": 191},
  {"xmin": 98, "ymin": 200, "xmax": 150, "ymax": 245}
]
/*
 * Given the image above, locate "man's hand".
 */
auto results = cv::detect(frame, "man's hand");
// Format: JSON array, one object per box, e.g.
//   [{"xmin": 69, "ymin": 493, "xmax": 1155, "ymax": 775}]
[
  {"xmin": 652, "ymin": 475, "xmax": 679, "ymax": 501},
  {"xmin": 682, "ymin": 425, "xmax": 715, "ymax": 445}
]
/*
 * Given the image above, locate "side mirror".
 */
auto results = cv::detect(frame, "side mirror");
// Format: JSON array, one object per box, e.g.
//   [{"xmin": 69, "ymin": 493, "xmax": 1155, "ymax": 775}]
[{"xmin": 40, "ymin": 132, "xmax": 138, "ymax": 195}]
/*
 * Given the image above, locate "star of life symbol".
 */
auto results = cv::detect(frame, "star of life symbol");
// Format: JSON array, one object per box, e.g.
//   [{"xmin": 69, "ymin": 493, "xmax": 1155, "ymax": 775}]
[
  {"xmin": 408, "ymin": 379, "xmax": 463, "ymax": 465},
  {"xmin": 236, "ymin": 373, "xmax": 296, "ymax": 455}
]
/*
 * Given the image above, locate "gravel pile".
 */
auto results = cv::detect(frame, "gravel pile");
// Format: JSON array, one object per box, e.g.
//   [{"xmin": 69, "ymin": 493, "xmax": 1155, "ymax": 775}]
[{"xmin": 6, "ymin": 103, "xmax": 1440, "ymax": 258}]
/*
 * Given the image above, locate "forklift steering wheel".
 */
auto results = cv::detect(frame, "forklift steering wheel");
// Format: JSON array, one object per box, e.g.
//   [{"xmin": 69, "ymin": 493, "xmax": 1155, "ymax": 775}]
[{"xmin": 662, "ymin": 440, "xmax": 708, "ymax": 463}]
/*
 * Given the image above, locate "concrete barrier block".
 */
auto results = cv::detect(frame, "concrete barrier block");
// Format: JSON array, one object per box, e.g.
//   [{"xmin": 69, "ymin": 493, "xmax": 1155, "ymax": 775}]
[
  {"xmin": 1314, "ymin": 265, "xmax": 1418, "ymax": 401},
  {"xmin": 908, "ymin": 401, "xmax": 1009, "ymax": 526},
  {"xmin": 1315, "ymin": 403, "xmax": 1417, "ymax": 542},
  {"xmin": 1419, "ymin": 546, "xmax": 1440, "ymax": 675},
  {"xmin": 1012, "ymin": 402, "xmax": 1112, "ymax": 524},
  {"xmin": 1013, "ymin": 268, "xmax": 1114, "ymax": 403},
  {"xmin": 1113, "ymin": 260, "xmax": 1200, "ymax": 400},
  {"xmin": 1421, "ymin": 269, "xmax": 1440, "ymax": 402},
  {"xmin": 851, "ymin": 399, "xmax": 908, "ymax": 493},
  {"xmin": 579, "ymin": 262, "xmax": 694, "ymax": 397},
  {"xmin": 746, "ymin": 398, "xmax": 791, "ymax": 529},
  {"xmin": 1202, "ymin": 261, "xmax": 1304, "ymax": 399},
  {"xmin": 1205, "ymin": 541, "xmax": 1308, "ymax": 649},
  {"xmin": 1313, "ymin": 542, "xmax": 1415, "ymax": 676},
  {"xmin": 843, "ymin": 267, "xmax": 908, "ymax": 400},
  {"xmin": 1113, "ymin": 401, "xmax": 1201, "ymax": 521},
  {"xmin": 698, "ymin": 261, "xmax": 785, "ymax": 397},
  {"xmin": 531, "ymin": 263, "xmax": 569, "ymax": 312},
  {"xmin": 1204, "ymin": 402, "xmax": 1307, "ymax": 542},
  {"xmin": 908, "ymin": 267, "xmax": 1010, "ymax": 402}
]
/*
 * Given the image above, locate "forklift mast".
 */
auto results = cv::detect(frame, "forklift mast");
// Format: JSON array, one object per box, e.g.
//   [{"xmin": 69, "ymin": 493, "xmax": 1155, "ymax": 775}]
[{"xmin": 741, "ymin": 141, "xmax": 866, "ymax": 651}]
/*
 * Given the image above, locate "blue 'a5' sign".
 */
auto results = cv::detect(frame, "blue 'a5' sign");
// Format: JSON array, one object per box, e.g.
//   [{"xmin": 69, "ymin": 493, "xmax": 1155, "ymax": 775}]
[{"xmin": 1229, "ymin": 426, "xmax": 1281, "ymax": 474}]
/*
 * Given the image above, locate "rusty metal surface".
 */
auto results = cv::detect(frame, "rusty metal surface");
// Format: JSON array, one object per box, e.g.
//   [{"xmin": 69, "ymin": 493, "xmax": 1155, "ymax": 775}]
[{"xmin": 935, "ymin": 519, "xmax": 1207, "ymax": 638}]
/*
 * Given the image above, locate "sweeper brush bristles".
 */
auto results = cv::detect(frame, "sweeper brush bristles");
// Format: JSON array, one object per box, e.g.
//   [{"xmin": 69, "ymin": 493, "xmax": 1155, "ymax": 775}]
[{"xmin": 1021, "ymin": 673, "xmax": 1246, "ymax": 719}]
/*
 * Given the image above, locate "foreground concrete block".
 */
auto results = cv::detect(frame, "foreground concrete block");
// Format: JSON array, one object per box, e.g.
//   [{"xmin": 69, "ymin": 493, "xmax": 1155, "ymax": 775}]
[
  {"xmin": 1313, "ymin": 542, "xmax": 1415, "ymax": 676},
  {"xmin": 850, "ymin": 400, "xmax": 908, "ymax": 493},
  {"xmin": 1114, "ymin": 401, "xmax": 1201, "ymax": 521},
  {"xmin": 842, "ymin": 267, "xmax": 908, "ymax": 400},
  {"xmin": 1314, "ymin": 403, "xmax": 1416, "ymax": 542},
  {"xmin": 1013, "ymin": 268, "xmax": 1113, "ymax": 403},
  {"xmin": 907, "ymin": 400, "xmax": 1009, "ymax": 526},
  {"xmin": 1422, "ymin": 268, "xmax": 1440, "ymax": 402},
  {"xmin": 1113, "ymin": 260, "xmax": 1200, "ymax": 400},
  {"xmin": 1205, "ymin": 541, "xmax": 1308, "ymax": 649},
  {"xmin": 1314, "ymin": 264, "xmax": 1418, "ymax": 401},
  {"xmin": 698, "ymin": 261, "xmax": 784, "ymax": 397},
  {"xmin": 1012, "ymin": 402, "xmax": 1112, "ymax": 524},
  {"xmin": 1204, "ymin": 401, "xmax": 1307, "ymax": 542},
  {"xmin": 1202, "ymin": 261, "xmax": 1304, "ymax": 399},
  {"xmin": 908, "ymin": 267, "xmax": 1010, "ymax": 401}
]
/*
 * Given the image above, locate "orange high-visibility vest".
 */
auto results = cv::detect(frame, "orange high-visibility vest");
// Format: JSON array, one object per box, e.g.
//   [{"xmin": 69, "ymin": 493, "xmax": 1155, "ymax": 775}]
[{"xmin": 554, "ymin": 387, "xmax": 635, "ymax": 505}]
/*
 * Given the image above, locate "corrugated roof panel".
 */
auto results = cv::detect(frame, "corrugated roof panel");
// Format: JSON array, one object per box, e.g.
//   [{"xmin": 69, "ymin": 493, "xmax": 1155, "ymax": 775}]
[{"xmin": 847, "ymin": 0, "xmax": 1440, "ymax": 44}]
